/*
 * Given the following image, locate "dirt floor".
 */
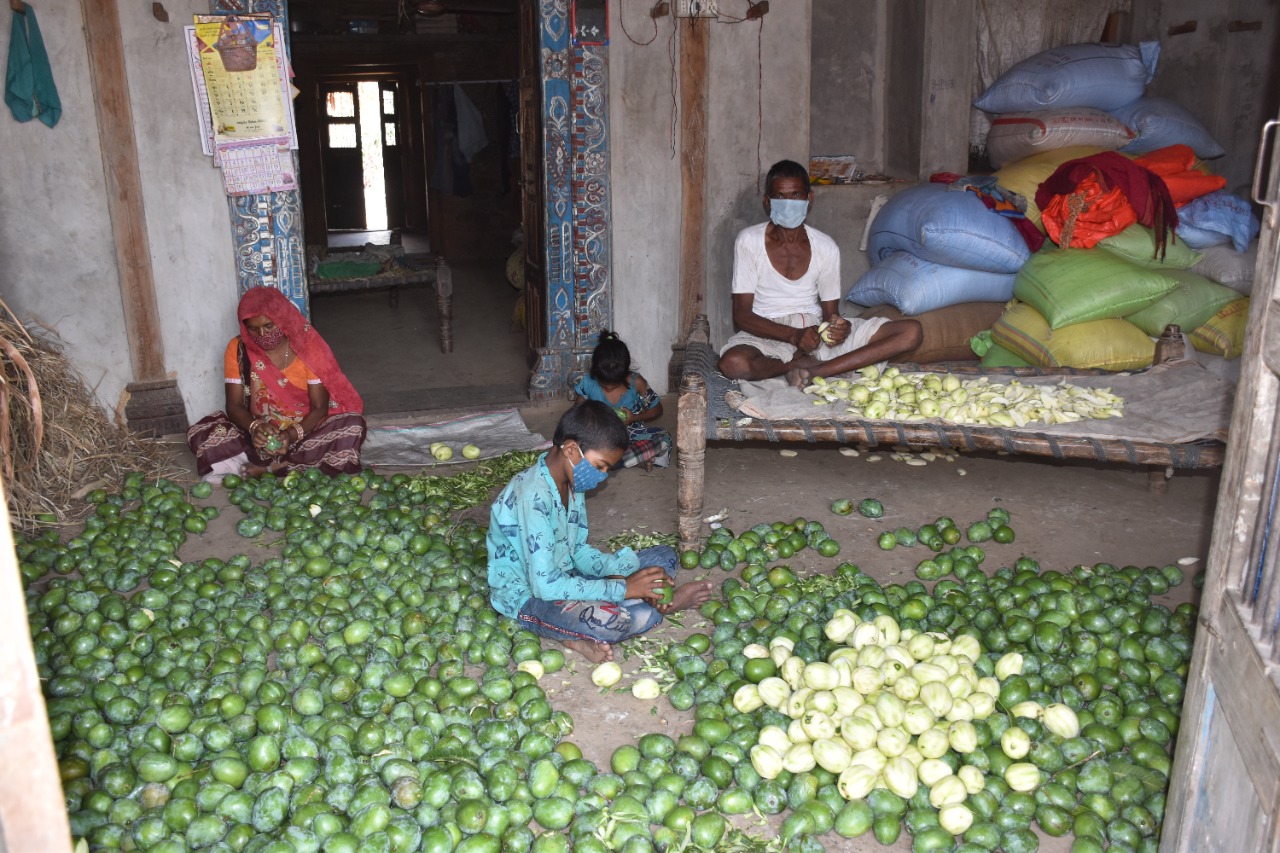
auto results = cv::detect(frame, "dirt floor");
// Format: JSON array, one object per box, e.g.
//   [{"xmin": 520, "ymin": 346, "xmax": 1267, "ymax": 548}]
[
  {"xmin": 311, "ymin": 256, "xmax": 531, "ymax": 415},
  {"xmin": 165, "ymin": 398, "xmax": 1219, "ymax": 851}
]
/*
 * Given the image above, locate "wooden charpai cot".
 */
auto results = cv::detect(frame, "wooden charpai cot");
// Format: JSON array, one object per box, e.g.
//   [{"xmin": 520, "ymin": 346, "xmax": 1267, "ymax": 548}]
[{"xmin": 675, "ymin": 315, "xmax": 1226, "ymax": 550}]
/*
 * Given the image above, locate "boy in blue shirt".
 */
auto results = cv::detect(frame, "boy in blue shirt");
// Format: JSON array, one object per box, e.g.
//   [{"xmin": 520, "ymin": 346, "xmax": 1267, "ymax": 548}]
[{"xmin": 487, "ymin": 401, "xmax": 712, "ymax": 662}]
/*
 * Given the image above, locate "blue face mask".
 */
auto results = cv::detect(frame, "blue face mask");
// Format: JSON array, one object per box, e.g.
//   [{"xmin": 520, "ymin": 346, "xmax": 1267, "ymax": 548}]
[
  {"xmin": 568, "ymin": 445, "xmax": 608, "ymax": 492},
  {"xmin": 769, "ymin": 198, "xmax": 809, "ymax": 229}
]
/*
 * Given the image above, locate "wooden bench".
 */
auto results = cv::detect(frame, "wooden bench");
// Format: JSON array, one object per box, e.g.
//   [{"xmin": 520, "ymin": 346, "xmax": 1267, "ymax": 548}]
[
  {"xmin": 676, "ymin": 314, "xmax": 1226, "ymax": 549},
  {"xmin": 308, "ymin": 254, "xmax": 454, "ymax": 354}
]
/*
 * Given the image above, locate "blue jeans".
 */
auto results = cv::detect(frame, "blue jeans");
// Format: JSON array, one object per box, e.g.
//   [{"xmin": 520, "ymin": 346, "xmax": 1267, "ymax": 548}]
[{"xmin": 517, "ymin": 546, "xmax": 679, "ymax": 644}]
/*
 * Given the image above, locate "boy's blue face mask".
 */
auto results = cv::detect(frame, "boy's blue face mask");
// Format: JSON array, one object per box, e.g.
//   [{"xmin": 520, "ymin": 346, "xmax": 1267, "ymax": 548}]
[{"xmin": 567, "ymin": 444, "xmax": 608, "ymax": 491}]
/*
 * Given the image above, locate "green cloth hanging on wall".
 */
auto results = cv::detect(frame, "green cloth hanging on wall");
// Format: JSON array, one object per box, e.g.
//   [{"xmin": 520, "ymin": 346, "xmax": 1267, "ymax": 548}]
[{"xmin": 6, "ymin": 3, "xmax": 61, "ymax": 128}]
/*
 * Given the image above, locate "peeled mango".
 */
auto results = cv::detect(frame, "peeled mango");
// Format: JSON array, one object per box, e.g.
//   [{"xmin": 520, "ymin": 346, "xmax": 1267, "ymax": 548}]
[
  {"xmin": 631, "ymin": 677, "xmax": 661, "ymax": 700},
  {"xmin": 1001, "ymin": 727, "xmax": 1032, "ymax": 759},
  {"xmin": 750, "ymin": 744, "xmax": 784, "ymax": 780},
  {"xmin": 938, "ymin": 803, "xmax": 975, "ymax": 836},
  {"xmin": 1005, "ymin": 762, "xmax": 1043, "ymax": 792},
  {"xmin": 995, "ymin": 652, "xmax": 1024, "ymax": 680},
  {"xmin": 1042, "ymin": 703, "xmax": 1082, "ymax": 738},
  {"xmin": 516, "ymin": 660, "xmax": 545, "ymax": 680},
  {"xmin": 591, "ymin": 662, "xmax": 623, "ymax": 688},
  {"xmin": 462, "ymin": 444, "xmax": 482, "ymax": 460}
]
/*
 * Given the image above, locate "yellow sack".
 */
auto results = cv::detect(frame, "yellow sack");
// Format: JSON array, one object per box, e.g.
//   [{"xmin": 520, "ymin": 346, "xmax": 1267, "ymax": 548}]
[
  {"xmin": 1188, "ymin": 297, "xmax": 1250, "ymax": 359},
  {"xmin": 992, "ymin": 302, "xmax": 1155, "ymax": 371}
]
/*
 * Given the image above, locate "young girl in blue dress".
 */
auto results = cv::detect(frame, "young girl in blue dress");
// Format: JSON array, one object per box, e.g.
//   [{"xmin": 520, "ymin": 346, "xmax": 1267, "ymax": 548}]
[{"xmin": 571, "ymin": 331, "xmax": 671, "ymax": 470}]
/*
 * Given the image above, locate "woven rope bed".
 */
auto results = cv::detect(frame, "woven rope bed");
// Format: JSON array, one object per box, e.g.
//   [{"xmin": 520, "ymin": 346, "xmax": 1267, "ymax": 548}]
[
  {"xmin": 308, "ymin": 254, "xmax": 454, "ymax": 354},
  {"xmin": 675, "ymin": 315, "xmax": 1226, "ymax": 548}
]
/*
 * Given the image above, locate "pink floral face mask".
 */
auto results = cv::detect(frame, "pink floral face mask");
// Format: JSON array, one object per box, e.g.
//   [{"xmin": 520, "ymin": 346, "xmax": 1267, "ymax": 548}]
[{"xmin": 248, "ymin": 325, "xmax": 285, "ymax": 352}]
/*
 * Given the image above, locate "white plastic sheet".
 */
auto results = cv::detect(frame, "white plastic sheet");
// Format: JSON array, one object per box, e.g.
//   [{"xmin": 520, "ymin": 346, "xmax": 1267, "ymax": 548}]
[{"xmin": 361, "ymin": 408, "xmax": 550, "ymax": 467}]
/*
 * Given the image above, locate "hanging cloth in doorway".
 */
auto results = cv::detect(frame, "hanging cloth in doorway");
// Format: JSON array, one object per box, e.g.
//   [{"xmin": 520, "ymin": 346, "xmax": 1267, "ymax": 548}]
[
  {"xmin": 5, "ymin": 2, "xmax": 61, "ymax": 127},
  {"xmin": 453, "ymin": 84, "xmax": 488, "ymax": 161},
  {"xmin": 430, "ymin": 86, "xmax": 472, "ymax": 197}
]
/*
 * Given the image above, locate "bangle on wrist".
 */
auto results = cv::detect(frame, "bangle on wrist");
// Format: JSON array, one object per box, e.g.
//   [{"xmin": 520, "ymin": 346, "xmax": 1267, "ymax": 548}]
[{"xmin": 292, "ymin": 424, "xmax": 305, "ymax": 443}]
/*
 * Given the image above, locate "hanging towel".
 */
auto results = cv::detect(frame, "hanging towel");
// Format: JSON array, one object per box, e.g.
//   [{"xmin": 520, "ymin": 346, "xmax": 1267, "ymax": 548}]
[
  {"xmin": 453, "ymin": 83, "xmax": 487, "ymax": 161},
  {"xmin": 6, "ymin": 3, "xmax": 61, "ymax": 128}
]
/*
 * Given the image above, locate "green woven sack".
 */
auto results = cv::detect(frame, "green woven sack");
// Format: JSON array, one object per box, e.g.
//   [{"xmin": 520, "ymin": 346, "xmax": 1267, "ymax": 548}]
[
  {"xmin": 1125, "ymin": 269, "xmax": 1238, "ymax": 336},
  {"xmin": 1098, "ymin": 223, "xmax": 1201, "ymax": 270},
  {"xmin": 1013, "ymin": 247, "xmax": 1179, "ymax": 330},
  {"xmin": 980, "ymin": 343, "xmax": 1032, "ymax": 368}
]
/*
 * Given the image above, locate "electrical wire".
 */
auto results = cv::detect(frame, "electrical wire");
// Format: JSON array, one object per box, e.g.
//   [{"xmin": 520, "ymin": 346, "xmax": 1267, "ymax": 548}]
[
  {"xmin": 669, "ymin": 15, "xmax": 679, "ymax": 158},
  {"xmin": 618, "ymin": 1, "xmax": 663, "ymax": 47},
  {"xmin": 755, "ymin": 13, "xmax": 763, "ymax": 192}
]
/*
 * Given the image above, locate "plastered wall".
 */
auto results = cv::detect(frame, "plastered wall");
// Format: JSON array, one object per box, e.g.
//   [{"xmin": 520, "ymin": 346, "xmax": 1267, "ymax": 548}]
[
  {"xmin": 1, "ymin": 1, "xmax": 239, "ymax": 424},
  {"xmin": 607, "ymin": 0, "xmax": 812, "ymax": 391}
]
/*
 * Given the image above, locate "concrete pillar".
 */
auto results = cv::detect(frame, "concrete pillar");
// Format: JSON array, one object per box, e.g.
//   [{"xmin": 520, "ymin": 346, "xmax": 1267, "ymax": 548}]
[{"xmin": 886, "ymin": 0, "xmax": 976, "ymax": 179}]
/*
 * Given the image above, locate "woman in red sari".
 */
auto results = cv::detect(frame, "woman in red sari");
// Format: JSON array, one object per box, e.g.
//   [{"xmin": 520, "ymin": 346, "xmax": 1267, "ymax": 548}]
[{"xmin": 187, "ymin": 287, "xmax": 367, "ymax": 481}]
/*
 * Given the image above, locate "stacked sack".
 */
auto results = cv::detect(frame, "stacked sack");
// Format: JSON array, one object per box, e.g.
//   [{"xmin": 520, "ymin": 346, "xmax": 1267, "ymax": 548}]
[
  {"xmin": 845, "ymin": 182, "xmax": 1034, "ymax": 363},
  {"xmin": 969, "ymin": 42, "xmax": 1258, "ymax": 368}
]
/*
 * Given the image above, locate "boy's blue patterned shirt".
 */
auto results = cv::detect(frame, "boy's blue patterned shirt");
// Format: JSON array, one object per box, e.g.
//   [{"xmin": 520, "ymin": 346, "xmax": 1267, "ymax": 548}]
[{"xmin": 487, "ymin": 453, "xmax": 639, "ymax": 618}]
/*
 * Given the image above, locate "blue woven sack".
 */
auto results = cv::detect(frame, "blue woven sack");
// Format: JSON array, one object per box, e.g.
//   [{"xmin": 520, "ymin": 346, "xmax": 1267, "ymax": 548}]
[
  {"xmin": 1176, "ymin": 191, "xmax": 1259, "ymax": 252},
  {"xmin": 1110, "ymin": 96, "xmax": 1224, "ymax": 158},
  {"xmin": 974, "ymin": 42, "xmax": 1159, "ymax": 114},
  {"xmin": 846, "ymin": 251, "xmax": 1017, "ymax": 315},
  {"xmin": 867, "ymin": 184, "xmax": 1031, "ymax": 274}
]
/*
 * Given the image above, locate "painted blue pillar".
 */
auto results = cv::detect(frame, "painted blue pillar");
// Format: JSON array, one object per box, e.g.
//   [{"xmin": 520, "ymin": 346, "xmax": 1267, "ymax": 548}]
[
  {"xmin": 529, "ymin": 0, "xmax": 614, "ymax": 399},
  {"xmin": 209, "ymin": 0, "xmax": 309, "ymax": 316}
]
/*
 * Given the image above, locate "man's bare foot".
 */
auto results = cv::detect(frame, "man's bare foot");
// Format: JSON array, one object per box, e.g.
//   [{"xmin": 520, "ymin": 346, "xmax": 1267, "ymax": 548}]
[
  {"xmin": 244, "ymin": 463, "xmax": 271, "ymax": 477},
  {"xmin": 561, "ymin": 638, "xmax": 613, "ymax": 663},
  {"xmin": 658, "ymin": 581, "xmax": 715, "ymax": 614},
  {"xmin": 785, "ymin": 353, "xmax": 822, "ymax": 388},
  {"xmin": 785, "ymin": 366, "xmax": 813, "ymax": 388}
]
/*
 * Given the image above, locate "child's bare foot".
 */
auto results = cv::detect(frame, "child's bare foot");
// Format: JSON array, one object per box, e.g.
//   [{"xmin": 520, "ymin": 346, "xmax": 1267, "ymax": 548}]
[
  {"xmin": 659, "ymin": 581, "xmax": 715, "ymax": 614},
  {"xmin": 561, "ymin": 638, "xmax": 613, "ymax": 663}
]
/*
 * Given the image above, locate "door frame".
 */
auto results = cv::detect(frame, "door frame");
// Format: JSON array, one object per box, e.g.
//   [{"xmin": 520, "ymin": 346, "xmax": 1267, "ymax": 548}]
[
  {"xmin": 527, "ymin": 0, "xmax": 614, "ymax": 399},
  {"xmin": 1163, "ymin": 121, "xmax": 1280, "ymax": 849},
  {"xmin": 212, "ymin": 0, "xmax": 616, "ymax": 395},
  {"xmin": 304, "ymin": 68, "xmax": 420, "ymax": 241}
]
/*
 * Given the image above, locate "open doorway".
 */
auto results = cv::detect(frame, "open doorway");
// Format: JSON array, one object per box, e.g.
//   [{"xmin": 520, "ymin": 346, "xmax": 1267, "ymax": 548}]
[
  {"xmin": 319, "ymin": 79, "xmax": 406, "ymax": 243},
  {"xmin": 288, "ymin": 0, "xmax": 535, "ymax": 415}
]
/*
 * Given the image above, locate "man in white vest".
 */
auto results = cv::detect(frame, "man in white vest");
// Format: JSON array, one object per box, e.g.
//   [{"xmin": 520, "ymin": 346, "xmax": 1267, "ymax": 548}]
[{"xmin": 719, "ymin": 159, "xmax": 921, "ymax": 385}]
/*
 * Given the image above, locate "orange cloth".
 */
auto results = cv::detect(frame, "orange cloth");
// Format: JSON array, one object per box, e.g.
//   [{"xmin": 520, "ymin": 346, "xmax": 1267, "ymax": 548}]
[
  {"xmin": 1134, "ymin": 145, "xmax": 1226, "ymax": 206},
  {"xmin": 223, "ymin": 337, "xmax": 319, "ymax": 427},
  {"xmin": 1040, "ymin": 174, "xmax": 1138, "ymax": 250}
]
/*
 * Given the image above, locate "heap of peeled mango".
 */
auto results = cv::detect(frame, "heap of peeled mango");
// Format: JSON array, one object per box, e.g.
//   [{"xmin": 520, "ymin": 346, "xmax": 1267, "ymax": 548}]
[
  {"xmin": 803, "ymin": 366, "xmax": 1124, "ymax": 428},
  {"xmin": 18, "ymin": 464, "xmax": 1192, "ymax": 853}
]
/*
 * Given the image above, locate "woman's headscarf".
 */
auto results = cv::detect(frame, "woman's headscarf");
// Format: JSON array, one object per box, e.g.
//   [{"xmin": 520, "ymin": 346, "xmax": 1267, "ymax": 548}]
[{"xmin": 238, "ymin": 286, "xmax": 364, "ymax": 415}]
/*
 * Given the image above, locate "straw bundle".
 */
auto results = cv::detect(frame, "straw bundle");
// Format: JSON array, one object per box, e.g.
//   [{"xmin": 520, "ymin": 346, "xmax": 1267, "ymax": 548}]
[{"xmin": 0, "ymin": 301, "xmax": 183, "ymax": 533}]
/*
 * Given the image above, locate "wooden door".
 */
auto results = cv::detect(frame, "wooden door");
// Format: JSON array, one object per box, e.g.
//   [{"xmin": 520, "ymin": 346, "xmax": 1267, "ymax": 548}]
[
  {"xmin": 519, "ymin": 0, "xmax": 546, "ymax": 358},
  {"xmin": 320, "ymin": 83, "xmax": 366, "ymax": 230},
  {"xmin": 1163, "ymin": 118, "xmax": 1280, "ymax": 850},
  {"xmin": 380, "ymin": 81, "xmax": 406, "ymax": 230}
]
